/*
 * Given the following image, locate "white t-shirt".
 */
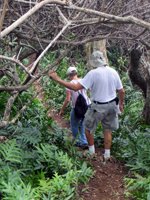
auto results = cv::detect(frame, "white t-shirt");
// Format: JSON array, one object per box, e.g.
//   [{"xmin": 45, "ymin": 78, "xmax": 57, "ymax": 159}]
[
  {"xmin": 79, "ymin": 66, "xmax": 123, "ymax": 102},
  {"xmin": 67, "ymin": 79, "xmax": 91, "ymax": 108}
]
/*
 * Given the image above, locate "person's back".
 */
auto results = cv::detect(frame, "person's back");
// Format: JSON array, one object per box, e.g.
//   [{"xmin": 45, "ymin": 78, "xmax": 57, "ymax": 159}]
[
  {"xmin": 78, "ymin": 50, "xmax": 124, "ymax": 159},
  {"xmin": 84, "ymin": 66, "xmax": 122, "ymax": 102}
]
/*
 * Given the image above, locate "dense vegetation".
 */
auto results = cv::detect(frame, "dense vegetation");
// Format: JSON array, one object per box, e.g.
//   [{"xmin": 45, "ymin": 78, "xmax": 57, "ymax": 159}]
[{"xmin": 0, "ymin": 50, "xmax": 150, "ymax": 199}]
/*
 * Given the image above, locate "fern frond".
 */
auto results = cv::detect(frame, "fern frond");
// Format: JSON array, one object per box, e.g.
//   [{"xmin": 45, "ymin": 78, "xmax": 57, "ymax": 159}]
[
  {"xmin": 16, "ymin": 127, "xmax": 42, "ymax": 146},
  {"xmin": 0, "ymin": 139, "xmax": 22, "ymax": 163}
]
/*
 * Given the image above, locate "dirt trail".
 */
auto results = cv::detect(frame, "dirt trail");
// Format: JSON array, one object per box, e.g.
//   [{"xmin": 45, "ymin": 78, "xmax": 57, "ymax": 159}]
[
  {"xmin": 35, "ymin": 81, "xmax": 128, "ymax": 200},
  {"xmin": 78, "ymin": 150, "xmax": 127, "ymax": 200}
]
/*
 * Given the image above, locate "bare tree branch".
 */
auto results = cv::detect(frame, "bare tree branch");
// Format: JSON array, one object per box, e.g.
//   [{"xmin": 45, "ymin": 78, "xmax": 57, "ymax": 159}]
[
  {"xmin": 0, "ymin": 0, "xmax": 66, "ymax": 38},
  {"xmin": 1, "ymin": 0, "xmax": 150, "ymax": 39},
  {"xmin": 70, "ymin": 4, "xmax": 150, "ymax": 30},
  {"xmin": 0, "ymin": 47, "xmax": 72, "ymax": 92},
  {"xmin": 0, "ymin": 0, "xmax": 8, "ymax": 32},
  {"xmin": 3, "ymin": 93, "xmax": 19, "ymax": 122},
  {"xmin": 0, "ymin": 55, "xmax": 34, "ymax": 77},
  {"xmin": 29, "ymin": 21, "xmax": 71, "ymax": 73}
]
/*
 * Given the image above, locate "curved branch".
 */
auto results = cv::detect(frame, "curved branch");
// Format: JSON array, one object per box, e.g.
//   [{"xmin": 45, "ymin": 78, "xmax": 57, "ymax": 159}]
[
  {"xmin": 30, "ymin": 21, "xmax": 71, "ymax": 73},
  {"xmin": 0, "ymin": 47, "xmax": 72, "ymax": 92},
  {"xmin": 70, "ymin": 5, "xmax": 150, "ymax": 30},
  {"xmin": 0, "ymin": 0, "xmax": 66, "ymax": 38},
  {"xmin": 0, "ymin": 55, "xmax": 34, "ymax": 77},
  {"xmin": 1, "ymin": 0, "xmax": 150, "ymax": 39}
]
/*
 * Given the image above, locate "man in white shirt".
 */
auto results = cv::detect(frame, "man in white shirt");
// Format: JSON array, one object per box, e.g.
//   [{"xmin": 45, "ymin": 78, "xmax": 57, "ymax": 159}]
[{"xmin": 49, "ymin": 50, "xmax": 125, "ymax": 162}]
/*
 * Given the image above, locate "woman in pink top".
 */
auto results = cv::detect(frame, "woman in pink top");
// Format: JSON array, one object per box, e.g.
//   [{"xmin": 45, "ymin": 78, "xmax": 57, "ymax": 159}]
[{"xmin": 59, "ymin": 66, "xmax": 91, "ymax": 148}]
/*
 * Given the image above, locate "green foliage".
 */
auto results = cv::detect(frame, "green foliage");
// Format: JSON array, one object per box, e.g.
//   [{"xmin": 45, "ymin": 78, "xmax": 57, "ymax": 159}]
[
  {"xmin": 16, "ymin": 127, "xmax": 42, "ymax": 146},
  {"xmin": 116, "ymin": 130, "xmax": 150, "ymax": 174},
  {"xmin": 47, "ymin": 172, "xmax": 76, "ymax": 200},
  {"xmin": 0, "ymin": 92, "xmax": 10, "ymax": 116},
  {"xmin": 77, "ymin": 162, "xmax": 94, "ymax": 184},
  {"xmin": 110, "ymin": 68, "xmax": 150, "ymax": 199},
  {"xmin": 47, "ymin": 123, "xmax": 70, "ymax": 148},
  {"xmin": 1, "ymin": 172, "xmax": 35, "ymax": 200},
  {"xmin": 0, "ymin": 92, "xmax": 93, "ymax": 199},
  {"xmin": 108, "ymin": 47, "xmax": 128, "ymax": 72},
  {"xmin": 0, "ymin": 139, "xmax": 22, "ymax": 164},
  {"xmin": 125, "ymin": 174, "xmax": 150, "ymax": 200}
]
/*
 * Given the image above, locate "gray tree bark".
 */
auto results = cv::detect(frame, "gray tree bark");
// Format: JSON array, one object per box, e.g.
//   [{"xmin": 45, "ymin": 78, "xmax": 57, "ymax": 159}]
[
  {"xmin": 128, "ymin": 49, "xmax": 150, "ymax": 124},
  {"xmin": 85, "ymin": 39, "xmax": 108, "ymax": 70}
]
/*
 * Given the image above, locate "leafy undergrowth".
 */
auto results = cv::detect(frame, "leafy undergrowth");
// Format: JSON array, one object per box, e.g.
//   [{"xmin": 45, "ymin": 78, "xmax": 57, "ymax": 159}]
[
  {"xmin": 112, "ymin": 74, "xmax": 150, "ymax": 200},
  {"xmin": 0, "ymin": 98, "xmax": 93, "ymax": 200}
]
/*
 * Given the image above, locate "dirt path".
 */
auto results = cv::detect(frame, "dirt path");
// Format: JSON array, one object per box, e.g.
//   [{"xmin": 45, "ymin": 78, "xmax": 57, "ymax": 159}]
[
  {"xmin": 35, "ymin": 81, "xmax": 128, "ymax": 200},
  {"xmin": 78, "ymin": 150, "xmax": 127, "ymax": 200}
]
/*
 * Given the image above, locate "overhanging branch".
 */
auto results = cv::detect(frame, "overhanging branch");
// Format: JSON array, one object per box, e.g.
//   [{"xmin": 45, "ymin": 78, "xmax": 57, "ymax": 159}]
[
  {"xmin": 0, "ymin": 47, "xmax": 72, "ymax": 92},
  {"xmin": 0, "ymin": 0, "xmax": 66, "ymax": 38}
]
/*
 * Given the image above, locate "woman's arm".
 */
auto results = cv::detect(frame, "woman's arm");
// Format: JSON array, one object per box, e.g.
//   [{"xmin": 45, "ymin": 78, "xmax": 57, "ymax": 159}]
[{"xmin": 59, "ymin": 90, "xmax": 71, "ymax": 115}]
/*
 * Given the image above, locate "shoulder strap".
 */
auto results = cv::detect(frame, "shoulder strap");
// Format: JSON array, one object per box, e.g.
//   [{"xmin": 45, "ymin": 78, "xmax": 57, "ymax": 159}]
[{"xmin": 78, "ymin": 89, "xmax": 84, "ymax": 95}]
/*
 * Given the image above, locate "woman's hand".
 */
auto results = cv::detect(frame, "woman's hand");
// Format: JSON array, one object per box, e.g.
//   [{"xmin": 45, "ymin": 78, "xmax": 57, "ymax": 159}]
[{"xmin": 59, "ymin": 110, "xmax": 64, "ymax": 116}]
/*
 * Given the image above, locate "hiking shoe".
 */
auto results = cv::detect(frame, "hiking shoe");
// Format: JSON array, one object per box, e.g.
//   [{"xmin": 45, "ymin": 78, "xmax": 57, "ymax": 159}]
[
  {"xmin": 74, "ymin": 142, "xmax": 88, "ymax": 150},
  {"xmin": 74, "ymin": 142, "xmax": 82, "ymax": 147},
  {"xmin": 80, "ymin": 144, "xmax": 88, "ymax": 150}
]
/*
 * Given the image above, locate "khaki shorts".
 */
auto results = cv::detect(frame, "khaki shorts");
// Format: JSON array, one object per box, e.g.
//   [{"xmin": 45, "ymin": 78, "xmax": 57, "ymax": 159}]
[{"xmin": 83, "ymin": 101, "xmax": 119, "ymax": 133}]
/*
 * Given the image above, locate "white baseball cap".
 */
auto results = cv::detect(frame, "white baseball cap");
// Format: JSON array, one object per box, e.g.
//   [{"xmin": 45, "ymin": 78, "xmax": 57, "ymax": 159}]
[{"xmin": 66, "ymin": 66, "xmax": 77, "ymax": 75}]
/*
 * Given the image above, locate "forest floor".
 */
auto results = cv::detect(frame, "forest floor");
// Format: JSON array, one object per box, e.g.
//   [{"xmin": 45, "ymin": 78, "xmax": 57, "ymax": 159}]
[{"xmin": 35, "ymin": 81, "xmax": 129, "ymax": 200}]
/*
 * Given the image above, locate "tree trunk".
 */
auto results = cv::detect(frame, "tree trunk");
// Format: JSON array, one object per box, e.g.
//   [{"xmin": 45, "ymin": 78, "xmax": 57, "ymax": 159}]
[
  {"xmin": 142, "ymin": 76, "xmax": 150, "ymax": 124},
  {"xmin": 84, "ymin": 39, "xmax": 108, "ymax": 70},
  {"xmin": 128, "ymin": 49, "xmax": 150, "ymax": 124}
]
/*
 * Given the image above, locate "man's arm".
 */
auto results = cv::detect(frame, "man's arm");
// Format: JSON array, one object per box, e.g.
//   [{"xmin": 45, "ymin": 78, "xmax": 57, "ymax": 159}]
[
  {"xmin": 49, "ymin": 71, "xmax": 83, "ymax": 91},
  {"xmin": 117, "ymin": 88, "xmax": 125, "ymax": 112}
]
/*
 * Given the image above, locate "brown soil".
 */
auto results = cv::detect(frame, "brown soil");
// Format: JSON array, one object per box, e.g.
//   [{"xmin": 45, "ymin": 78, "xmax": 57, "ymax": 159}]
[
  {"xmin": 78, "ymin": 150, "xmax": 127, "ymax": 200},
  {"xmin": 35, "ymin": 81, "xmax": 128, "ymax": 200}
]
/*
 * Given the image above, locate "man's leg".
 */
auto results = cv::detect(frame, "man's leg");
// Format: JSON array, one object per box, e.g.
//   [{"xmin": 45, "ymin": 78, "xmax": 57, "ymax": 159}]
[
  {"xmin": 85, "ymin": 129, "xmax": 95, "ymax": 154},
  {"xmin": 104, "ymin": 129, "xmax": 112, "ymax": 159}
]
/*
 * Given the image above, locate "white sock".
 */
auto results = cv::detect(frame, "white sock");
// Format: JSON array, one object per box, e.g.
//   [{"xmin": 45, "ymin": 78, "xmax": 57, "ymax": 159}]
[
  {"xmin": 104, "ymin": 149, "xmax": 110, "ymax": 158},
  {"xmin": 89, "ymin": 145, "xmax": 95, "ymax": 154}
]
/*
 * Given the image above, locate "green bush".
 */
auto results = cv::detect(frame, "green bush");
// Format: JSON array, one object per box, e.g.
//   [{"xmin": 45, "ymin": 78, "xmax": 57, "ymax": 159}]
[{"xmin": 0, "ymin": 91, "xmax": 93, "ymax": 199}]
